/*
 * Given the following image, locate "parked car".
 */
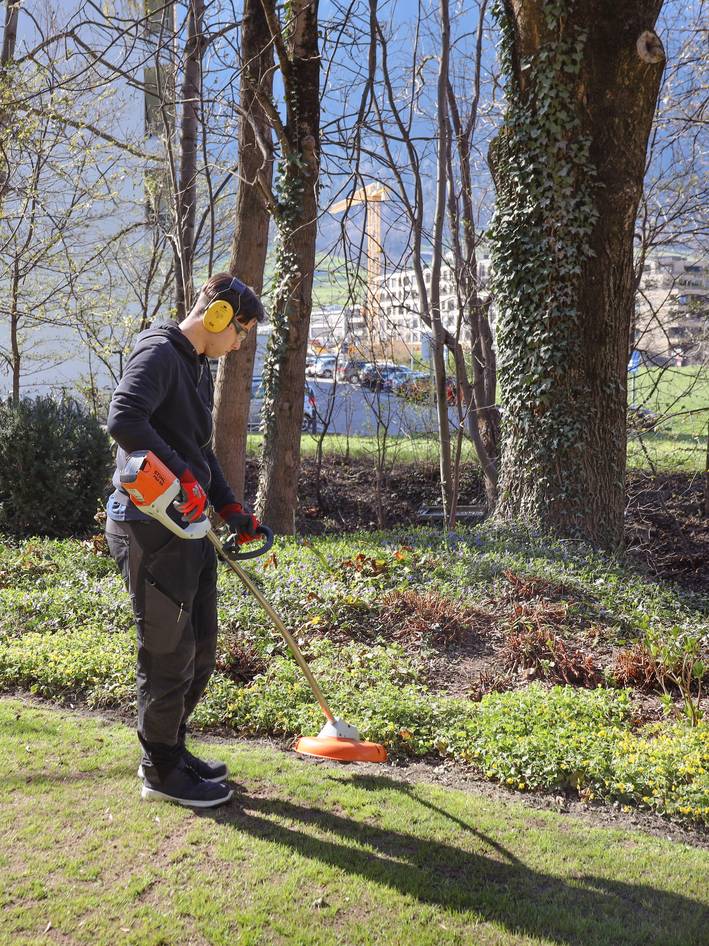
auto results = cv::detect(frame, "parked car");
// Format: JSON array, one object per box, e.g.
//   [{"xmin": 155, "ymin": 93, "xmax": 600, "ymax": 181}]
[
  {"xmin": 335, "ymin": 359, "xmax": 368, "ymax": 383},
  {"xmin": 306, "ymin": 354, "xmax": 337, "ymax": 378},
  {"xmin": 393, "ymin": 371, "xmax": 430, "ymax": 399},
  {"xmin": 359, "ymin": 363, "xmax": 405, "ymax": 391},
  {"xmin": 355, "ymin": 362, "xmax": 376, "ymax": 386},
  {"xmin": 249, "ymin": 377, "xmax": 317, "ymax": 433}
]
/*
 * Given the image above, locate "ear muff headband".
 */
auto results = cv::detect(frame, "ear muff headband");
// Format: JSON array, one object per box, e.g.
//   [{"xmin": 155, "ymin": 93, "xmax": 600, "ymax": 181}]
[{"xmin": 203, "ymin": 277, "xmax": 249, "ymax": 334}]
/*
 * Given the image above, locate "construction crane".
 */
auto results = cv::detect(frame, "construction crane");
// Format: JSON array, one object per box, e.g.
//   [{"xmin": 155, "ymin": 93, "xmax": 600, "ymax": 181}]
[{"xmin": 330, "ymin": 183, "xmax": 388, "ymax": 322}]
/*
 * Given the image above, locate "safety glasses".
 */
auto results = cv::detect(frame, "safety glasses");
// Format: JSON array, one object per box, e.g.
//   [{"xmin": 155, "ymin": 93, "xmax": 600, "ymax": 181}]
[{"xmin": 231, "ymin": 319, "xmax": 252, "ymax": 340}]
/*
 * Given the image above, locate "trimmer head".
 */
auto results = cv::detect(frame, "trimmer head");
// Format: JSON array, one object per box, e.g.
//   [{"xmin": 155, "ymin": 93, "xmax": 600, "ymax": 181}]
[{"xmin": 295, "ymin": 718, "xmax": 388, "ymax": 763}]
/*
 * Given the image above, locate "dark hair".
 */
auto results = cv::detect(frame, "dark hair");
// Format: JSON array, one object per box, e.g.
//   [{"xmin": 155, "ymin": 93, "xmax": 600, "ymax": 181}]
[{"xmin": 201, "ymin": 272, "xmax": 266, "ymax": 323}]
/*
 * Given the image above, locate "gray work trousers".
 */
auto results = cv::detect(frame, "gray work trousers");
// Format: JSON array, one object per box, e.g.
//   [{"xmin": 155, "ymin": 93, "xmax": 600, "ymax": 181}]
[{"xmin": 106, "ymin": 517, "xmax": 218, "ymax": 773}]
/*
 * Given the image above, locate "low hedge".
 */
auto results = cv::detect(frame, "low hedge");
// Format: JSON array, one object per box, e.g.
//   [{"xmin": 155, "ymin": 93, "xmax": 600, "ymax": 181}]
[{"xmin": 0, "ymin": 397, "xmax": 113, "ymax": 537}]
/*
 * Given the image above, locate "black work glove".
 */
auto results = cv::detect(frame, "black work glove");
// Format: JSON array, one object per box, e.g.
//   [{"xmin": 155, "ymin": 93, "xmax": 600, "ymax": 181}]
[{"xmin": 218, "ymin": 502, "xmax": 259, "ymax": 545}]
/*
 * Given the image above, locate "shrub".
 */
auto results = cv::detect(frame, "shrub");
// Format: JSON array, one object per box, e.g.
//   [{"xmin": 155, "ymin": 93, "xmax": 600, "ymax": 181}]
[
  {"xmin": 379, "ymin": 589, "xmax": 494, "ymax": 648},
  {"xmin": 0, "ymin": 397, "xmax": 113, "ymax": 537},
  {"xmin": 500, "ymin": 620, "xmax": 602, "ymax": 687}
]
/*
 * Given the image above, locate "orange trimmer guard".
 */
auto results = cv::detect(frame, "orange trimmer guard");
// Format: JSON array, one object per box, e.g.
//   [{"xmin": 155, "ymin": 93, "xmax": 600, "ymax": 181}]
[{"xmin": 295, "ymin": 736, "xmax": 388, "ymax": 763}]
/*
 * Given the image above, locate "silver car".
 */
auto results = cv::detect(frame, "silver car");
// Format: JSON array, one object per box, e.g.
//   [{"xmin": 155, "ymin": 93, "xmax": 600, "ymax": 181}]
[
  {"xmin": 306, "ymin": 354, "xmax": 337, "ymax": 378},
  {"xmin": 248, "ymin": 376, "xmax": 318, "ymax": 433}
]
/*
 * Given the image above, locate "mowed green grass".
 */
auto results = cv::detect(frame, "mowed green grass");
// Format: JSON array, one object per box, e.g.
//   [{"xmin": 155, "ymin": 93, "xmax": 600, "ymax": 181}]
[
  {"xmin": 629, "ymin": 365, "xmax": 708, "ymax": 436},
  {"xmin": 2, "ymin": 698, "xmax": 707, "ymax": 946},
  {"xmin": 626, "ymin": 365, "xmax": 708, "ymax": 472},
  {"xmin": 247, "ymin": 366, "xmax": 707, "ymax": 472}
]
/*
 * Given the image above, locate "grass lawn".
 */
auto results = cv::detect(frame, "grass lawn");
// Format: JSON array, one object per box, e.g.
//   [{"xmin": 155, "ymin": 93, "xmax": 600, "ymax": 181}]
[
  {"xmin": 253, "ymin": 427, "xmax": 706, "ymax": 472},
  {"xmin": 626, "ymin": 429, "xmax": 707, "ymax": 472},
  {"xmin": 626, "ymin": 365, "xmax": 708, "ymax": 472},
  {"xmin": 247, "ymin": 432, "xmax": 482, "ymax": 466},
  {"xmin": 2, "ymin": 697, "xmax": 707, "ymax": 946},
  {"xmin": 629, "ymin": 365, "xmax": 708, "ymax": 437}
]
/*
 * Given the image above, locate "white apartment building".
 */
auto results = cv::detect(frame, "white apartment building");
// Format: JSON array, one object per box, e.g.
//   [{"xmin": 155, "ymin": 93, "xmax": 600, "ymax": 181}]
[
  {"xmin": 374, "ymin": 252, "xmax": 492, "ymax": 347},
  {"xmin": 308, "ymin": 246, "xmax": 707, "ymax": 365},
  {"xmin": 308, "ymin": 305, "xmax": 359, "ymax": 349},
  {"xmin": 309, "ymin": 251, "xmax": 492, "ymax": 353},
  {"xmin": 635, "ymin": 250, "xmax": 708, "ymax": 365}
]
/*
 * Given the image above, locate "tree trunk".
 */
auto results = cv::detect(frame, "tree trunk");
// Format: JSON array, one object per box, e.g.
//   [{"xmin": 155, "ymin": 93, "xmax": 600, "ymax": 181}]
[
  {"xmin": 10, "ymin": 258, "xmax": 20, "ymax": 402},
  {"xmin": 430, "ymin": 0, "xmax": 453, "ymax": 519},
  {"xmin": 704, "ymin": 421, "xmax": 709, "ymax": 519},
  {"xmin": 0, "ymin": 0, "xmax": 20, "ymax": 206},
  {"xmin": 1, "ymin": 0, "xmax": 17, "ymax": 65},
  {"xmin": 212, "ymin": 0, "xmax": 274, "ymax": 500},
  {"xmin": 143, "ymin": 0, "xmax": 176, "ymax": 299},
  {"xmin": 447, "ymin": 61, "xmax": 500, "ymax": 509},
  {"xmin": 489, "ymin": 0, "xmax": 665, "ymax": 551},
  {"xmin": 256, "ymin": 0, "xmax": 320, "ymax": 534},
  {"xmin": 174, "ymin": 0, "xmax": 205, "ymax": 318}
]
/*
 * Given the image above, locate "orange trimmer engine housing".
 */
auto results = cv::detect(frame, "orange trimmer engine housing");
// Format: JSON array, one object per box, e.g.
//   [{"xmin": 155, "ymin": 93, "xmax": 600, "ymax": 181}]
[
  {"xmin": 119, "ymin": 450, "xmax": 210, "ymax": 540},
  {"xmin": 120, "ymin": 450, "xmax": 178, "ymax": 509}
]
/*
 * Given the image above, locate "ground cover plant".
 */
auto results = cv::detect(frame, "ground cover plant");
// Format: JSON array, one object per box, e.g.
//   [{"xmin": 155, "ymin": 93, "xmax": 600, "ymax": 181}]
[
  {"xmin": 3, "ymin": 699, "xmax": 708, "ymax": 946},
  {"xmin": 0, "ymin": 527, "xmax": 706, "ymax": 826}
]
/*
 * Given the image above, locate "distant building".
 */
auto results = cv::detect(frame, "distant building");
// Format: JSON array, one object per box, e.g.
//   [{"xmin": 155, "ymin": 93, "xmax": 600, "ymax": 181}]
[
  {"xmin": 308, "ymin": 250, "xmax": 492, "ymax": 354},
  {"xmin": 308, "ymin": 305, "xmax": 358, "ymax": 349},
  {"xmin": 375, "ymin": 252, "xmax": 491, "ymax": 348},
  {"xmin": 635, "ymin": 250, "xmax": 708, "ymax": 365}
]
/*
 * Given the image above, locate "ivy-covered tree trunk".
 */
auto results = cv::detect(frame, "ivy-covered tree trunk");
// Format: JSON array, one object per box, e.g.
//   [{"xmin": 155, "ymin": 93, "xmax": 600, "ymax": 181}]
[
  {"xmin": 174, "ymin": 0, "xmax": 205, "ymax": 319},
  {"xmin": 488, "ymin": 0, "xmax": 665, "ymax": 551},
  {"xmin": 256, "ymin": 0, "xmax": 320, "ymax": 534},
  {"xmin": 212, "ymin": 0, "xmax": 274, "ymax": 500},
  {"xmin": 0, "ymin": 0, "xmax": 20, "ymax": 208}
]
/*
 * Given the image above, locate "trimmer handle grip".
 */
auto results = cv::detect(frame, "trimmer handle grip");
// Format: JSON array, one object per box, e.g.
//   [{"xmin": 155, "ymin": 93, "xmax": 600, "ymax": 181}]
[{"xmin": 224, "ymin": 525, "xmax": 274, "ymax": 560}]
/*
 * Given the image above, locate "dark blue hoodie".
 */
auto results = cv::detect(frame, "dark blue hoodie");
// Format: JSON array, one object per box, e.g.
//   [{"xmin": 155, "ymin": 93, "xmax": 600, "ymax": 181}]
[{"xmin": 106, "ymin": 322, "xmax": 237, "ymax": 521}]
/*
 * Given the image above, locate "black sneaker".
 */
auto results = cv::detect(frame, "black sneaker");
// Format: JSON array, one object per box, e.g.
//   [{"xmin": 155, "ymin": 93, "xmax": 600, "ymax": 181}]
[
  {"xmin": 138, "ymin": 749, "xmax": 228, "ymax": 783},
  {"xmin": 140, "ymin": 759, "xmax": 233, "ymax": 808},
  {"xmin": 183, "ymin": 747, "xmax": 228, "ymax": 782}
]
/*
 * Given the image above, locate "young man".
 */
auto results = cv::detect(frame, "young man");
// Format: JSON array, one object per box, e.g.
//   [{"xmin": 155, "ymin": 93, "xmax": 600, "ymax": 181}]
[{"xmin": 105, "ymin": 273, "xmax": 265, "ymax": 808}]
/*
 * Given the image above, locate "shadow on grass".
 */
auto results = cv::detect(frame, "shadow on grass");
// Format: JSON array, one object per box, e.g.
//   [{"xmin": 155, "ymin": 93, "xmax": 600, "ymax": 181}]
[{"xmin": 202, "ymin": 782, "xmax": 705, "ymax": 946}]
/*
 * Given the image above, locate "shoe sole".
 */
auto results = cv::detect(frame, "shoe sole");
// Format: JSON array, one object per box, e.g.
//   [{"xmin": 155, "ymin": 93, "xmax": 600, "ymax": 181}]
[
  {"xmin": 140, "ymin": 784, "xmax": 234, "ymax": 808},
  {"xmin": 137, "ymin": 764, "xmax": 227, "ymax": 784}
]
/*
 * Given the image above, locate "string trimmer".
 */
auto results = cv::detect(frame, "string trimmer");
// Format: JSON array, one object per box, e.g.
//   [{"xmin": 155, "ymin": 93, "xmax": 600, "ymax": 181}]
[{"xmin": 120, "ymin": 451, "xmax": 387, "ymax": 764}]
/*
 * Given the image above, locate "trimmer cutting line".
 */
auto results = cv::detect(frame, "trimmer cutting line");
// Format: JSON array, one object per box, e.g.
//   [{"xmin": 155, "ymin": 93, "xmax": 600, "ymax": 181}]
[{"xmin": 120, "ymin": 451, "xmax": 387, "ymax": 765}]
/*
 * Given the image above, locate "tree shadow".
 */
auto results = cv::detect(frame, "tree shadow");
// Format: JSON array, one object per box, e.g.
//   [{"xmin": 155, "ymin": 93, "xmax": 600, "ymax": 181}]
[{"xmin": 200, "ymin": 783, "xmax": 706, "ymax": 946}]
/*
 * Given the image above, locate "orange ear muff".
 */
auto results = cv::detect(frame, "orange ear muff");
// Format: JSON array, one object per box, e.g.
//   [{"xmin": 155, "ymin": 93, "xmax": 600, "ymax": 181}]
[{"xmin": 203, "ymin": 299, "xmax": 234, "ymax": 333}]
